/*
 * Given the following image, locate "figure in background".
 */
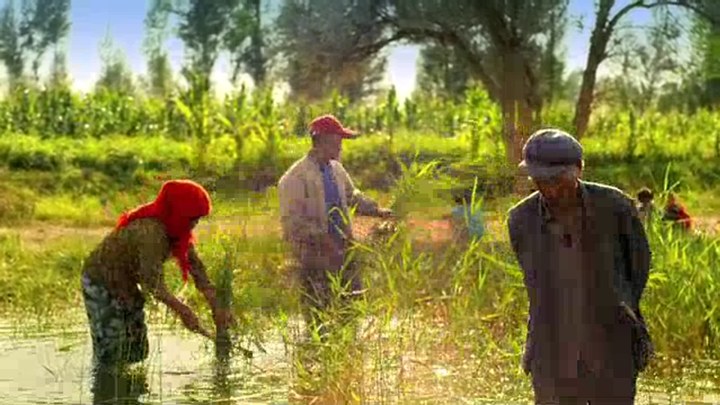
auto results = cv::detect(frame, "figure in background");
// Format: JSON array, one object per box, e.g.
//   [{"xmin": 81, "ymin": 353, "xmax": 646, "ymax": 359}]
[
  {"xmin": 448, "ymin": 188, "xmax": 485, "ymax": 244},
  {"xmin": 636, "ymin": 187, "xmax": 655, "ymax": 223},
  {"xmin": 663, "ymin": 192, "xmax": 693, "ymax": 231}
]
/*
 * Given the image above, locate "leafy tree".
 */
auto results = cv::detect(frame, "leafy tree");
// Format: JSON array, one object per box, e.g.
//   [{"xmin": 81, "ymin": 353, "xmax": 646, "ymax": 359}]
[
  {"xmin": 95, "ymin": 29, "xmax": 135, "ymax": 95},
  {"xmin": 597, "ymin": 8, "xmax": 682, "ymax": 112},
  {"xmin": 19, "ymin": 0, "xmax": 71, "ymax": 82},
  {"xmin": 684, "ymin": 3, "xmax": 720, "ymax": 108},
  {"xmin": 538, "ymin": 0, "xmax": 570, "ymax": 108},
  {"xmin": 48, "ymin": 46, "xmax": 69, "ymax": 88},
  {"xmin": 413, "ymin": 0, "xmax": 571, "ymax": 110},
  {"xmin": 224, "ymin": 0, "xmax": 266, "ymax": 87},
  {"xmin": 374, "ymin": 0, "xmax": 568, "ymax": 192},
  {"xmin": 173, "ymin": 0, "xmax": 241, "ymax": 94},
  {"xmin": 415, "ymin": 43, "xmax": 474, "ymax": 100},
  {"xmin": 573, "ymin": 0, "xmax": 719, "ymax": 138},
  {"xmin": 0, "ymin": 1, "xmax": 25, "ymax": 88},
  {"xmin": 274, "ymin": 0, "xmax": 387, "ymax": 103},
  {"xmin": 143, "ymin": 0, "xmax": 174, "ymax": 98}
]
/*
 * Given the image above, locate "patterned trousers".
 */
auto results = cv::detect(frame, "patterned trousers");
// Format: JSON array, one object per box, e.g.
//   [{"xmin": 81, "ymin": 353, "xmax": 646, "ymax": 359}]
[{"xmin": 81, "ymin": 273, "xmax": 149, "ymax": 365}]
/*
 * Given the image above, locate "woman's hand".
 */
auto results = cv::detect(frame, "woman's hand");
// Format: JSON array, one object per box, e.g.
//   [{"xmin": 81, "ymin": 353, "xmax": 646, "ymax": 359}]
[
  {"xmin": 177, "ymin": 305, "xmax": 213, "ymax": 339},
  {"xmin": 154, "ymin": 285, "xmax": 213, "ymax": 339}
]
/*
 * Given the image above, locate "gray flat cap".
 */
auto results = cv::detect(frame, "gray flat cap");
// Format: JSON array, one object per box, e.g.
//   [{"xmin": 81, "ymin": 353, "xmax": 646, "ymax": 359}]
[{"xmin": 519, "ymin": 128, "xmax": 583, "ymax": 179}]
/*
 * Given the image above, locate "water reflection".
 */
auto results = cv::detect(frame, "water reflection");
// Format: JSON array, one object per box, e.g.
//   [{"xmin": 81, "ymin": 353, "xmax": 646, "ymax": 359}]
[
  {"xmin": 3, "ymin": 321, "xmax": 720, "ymax": 404},
  {"xmin": 90, "ymin": 363, "xmax": 148, "ymax": 405},
  {"xmin": 210, "ymin": 357, "xmax": 235, "ymax": 405}
]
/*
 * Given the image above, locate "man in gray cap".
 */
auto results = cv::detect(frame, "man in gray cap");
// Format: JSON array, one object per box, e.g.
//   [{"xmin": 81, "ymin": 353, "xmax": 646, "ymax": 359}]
[{"xmin": 506, "ymin": 129, "xmax": 653, "ymax": 404}]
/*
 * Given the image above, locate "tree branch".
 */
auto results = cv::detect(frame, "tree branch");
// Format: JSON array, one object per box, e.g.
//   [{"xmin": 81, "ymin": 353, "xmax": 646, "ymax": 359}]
[
  {"xmin": 375, "ymin": 15, "xmax": 501, "ymax": 99},
  {"xmin": 345, "ymin": 31, "xmax": 405, "ymax": 62},
  {"xmin": 608, "ymin": 0, "xmax": 719, "ymax": 33}
]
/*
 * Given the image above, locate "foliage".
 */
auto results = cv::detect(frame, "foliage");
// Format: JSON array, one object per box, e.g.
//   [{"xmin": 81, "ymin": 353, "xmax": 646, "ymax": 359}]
[
  {"xmin": 0, "ymin": 182, "xmax": 36, "ymax": 225},
  {"xmin": 143, "ymin": 0, "xmax": 175, "ymax": 98},
  {"xmin": 174, "ymin": 0, "xmax": 242, "ymax": 92},
  {"xmin": 597, "ymin": 8, "xmax": 682, "ymax": 112},
  {"xmin": 1, "ymin": 85, "xmax": 720, "ymax": 195},
  {"xmin": 274, "ymin": 0, "xmax": 387, "ymax": 102},
  {"xmin": 415, "ymin": 43, "xmax": 474, "ymax": 101},
  {"xmin": 96, "ymin": 30, "xmax": 136, "ymax": 95}
]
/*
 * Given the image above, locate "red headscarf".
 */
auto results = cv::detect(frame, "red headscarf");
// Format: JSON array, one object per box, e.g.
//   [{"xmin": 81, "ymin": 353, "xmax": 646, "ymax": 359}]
[
  {"xmin": 666, "ymin": 199, "xmax": 693, "ymax": 231},
  {"xmin": 676, "ymin": 206, "xmax": 693, "ymax": 231},
  {"xmin": 116, "ymin": 180, "xmax": 212, "ymax": 283}
]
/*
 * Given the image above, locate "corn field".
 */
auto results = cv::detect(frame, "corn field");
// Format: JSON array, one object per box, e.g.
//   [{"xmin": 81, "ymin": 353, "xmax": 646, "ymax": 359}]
[{"xmin": 0, "ymin": 85, "xmax": 718, "ymax": 198}]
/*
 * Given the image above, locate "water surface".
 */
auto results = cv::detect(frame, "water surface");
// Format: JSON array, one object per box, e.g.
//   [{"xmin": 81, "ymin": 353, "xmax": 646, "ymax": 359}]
[{"xmin": 2, "ymin": 320, "xmax": 720, "ymax": 404}]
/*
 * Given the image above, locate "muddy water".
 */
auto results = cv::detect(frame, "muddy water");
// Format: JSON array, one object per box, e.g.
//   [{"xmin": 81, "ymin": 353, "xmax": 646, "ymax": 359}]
[
  {"xmin": 0, "ymin": 322, "xmax": 290, "ymax": 404},
  {"xmin": 2, "ymin": 320, "xmax": 720, "ymax": 405}
]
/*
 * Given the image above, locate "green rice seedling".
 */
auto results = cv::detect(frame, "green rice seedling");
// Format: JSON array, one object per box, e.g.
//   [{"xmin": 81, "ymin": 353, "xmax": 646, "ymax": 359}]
[{"xmin": 214, "ymin": 236, "xmax": 235, "ymax": 360}]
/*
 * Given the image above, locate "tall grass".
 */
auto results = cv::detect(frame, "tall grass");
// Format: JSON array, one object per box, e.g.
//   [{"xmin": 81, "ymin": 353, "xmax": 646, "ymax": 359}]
[{"xmin": 2, "ymin": 178, "xmax": 720, "ymax": 401}]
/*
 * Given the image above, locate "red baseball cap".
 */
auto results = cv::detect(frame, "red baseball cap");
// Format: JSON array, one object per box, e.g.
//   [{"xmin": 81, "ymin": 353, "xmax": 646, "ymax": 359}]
[{"xmin": 309, "ymin": 114, "xmax": 357, "ymax": 139}]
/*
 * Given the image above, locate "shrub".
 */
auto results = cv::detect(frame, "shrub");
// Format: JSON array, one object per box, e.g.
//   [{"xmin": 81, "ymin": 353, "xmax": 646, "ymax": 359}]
[{"xmin": 0, "ymin": 183, "xmax": 37, "ymax": 225}]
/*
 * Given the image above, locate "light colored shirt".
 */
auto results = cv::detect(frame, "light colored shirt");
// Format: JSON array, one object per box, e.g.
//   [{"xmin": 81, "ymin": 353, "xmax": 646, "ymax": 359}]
[{"xmin": 278, "ymin": 153, "xmax": 379, "ymax": 258}]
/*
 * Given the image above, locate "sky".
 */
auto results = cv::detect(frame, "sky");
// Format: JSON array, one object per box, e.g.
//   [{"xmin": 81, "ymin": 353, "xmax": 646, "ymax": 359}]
[{"xmin": 2, "ymin": 0, "xmax": 665, "ymax": 101}]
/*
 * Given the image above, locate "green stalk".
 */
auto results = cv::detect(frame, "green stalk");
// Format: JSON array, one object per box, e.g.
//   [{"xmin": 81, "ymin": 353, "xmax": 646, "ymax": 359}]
[{"xmin": 215, "ymin": 250, "xmax": 234, "ymax": 360}]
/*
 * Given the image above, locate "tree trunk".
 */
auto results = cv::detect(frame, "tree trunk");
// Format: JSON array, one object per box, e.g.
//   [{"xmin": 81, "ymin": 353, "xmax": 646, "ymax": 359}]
[
  {"xmin": 249, "ymin": 0, "xmax": 265, "ymax": 86},
  {"xmin": 573, "ymin": 0, "xmax": 613, "ymax": 139},
  {"xmin": 500, "ymin": 49, "xmax": 534, "ymax": 195},
  {"xmin": 573, "ymin": 63, "xmax": 598, "ymax": 139}
]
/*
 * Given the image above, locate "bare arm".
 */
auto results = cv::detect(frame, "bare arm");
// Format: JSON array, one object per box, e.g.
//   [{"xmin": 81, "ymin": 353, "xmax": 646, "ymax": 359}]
[
  {"xmin": 187, "ymin": 246, "xmax": 218, "ymax": 312},
  {"xmin": 136, "ymin": 234, "xmax": 212, "ymax": 338}
]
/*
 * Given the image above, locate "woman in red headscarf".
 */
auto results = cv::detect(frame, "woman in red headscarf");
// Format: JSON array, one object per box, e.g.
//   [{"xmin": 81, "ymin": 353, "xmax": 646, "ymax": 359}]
[{"xmin": 81, "ymin": 180, "xmax": 233, "ymax": 365}]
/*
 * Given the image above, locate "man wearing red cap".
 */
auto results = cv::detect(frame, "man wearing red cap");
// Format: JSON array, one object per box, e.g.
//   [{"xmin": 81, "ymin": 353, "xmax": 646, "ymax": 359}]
[{"xmin": 278, "ymin": 114, "xmax": 393, "ymax": 337}]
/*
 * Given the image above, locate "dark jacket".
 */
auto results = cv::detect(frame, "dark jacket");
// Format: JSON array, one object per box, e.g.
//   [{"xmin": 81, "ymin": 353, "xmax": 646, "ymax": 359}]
[{"xmin": 507, "ymin": 181, "xmax": 652, "ymax": 380}]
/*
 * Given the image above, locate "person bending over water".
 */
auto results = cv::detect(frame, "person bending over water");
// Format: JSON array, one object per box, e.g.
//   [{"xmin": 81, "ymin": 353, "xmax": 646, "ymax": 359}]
[
  {"xmin": 663, "ymin": 192, "xmax": 692, "ymax": 232},
  {"xmin": 81, "ymin": 179, "xmax": 233, "ymax": 365}
]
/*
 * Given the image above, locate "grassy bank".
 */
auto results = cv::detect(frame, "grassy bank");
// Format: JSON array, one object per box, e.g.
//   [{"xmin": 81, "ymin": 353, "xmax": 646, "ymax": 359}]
[{"xmin": 1, "ymin": 126, "xmax": 720, "ymax": 229}]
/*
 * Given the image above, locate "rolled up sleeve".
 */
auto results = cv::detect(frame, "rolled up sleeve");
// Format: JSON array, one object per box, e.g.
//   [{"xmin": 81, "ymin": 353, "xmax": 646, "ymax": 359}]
[{"xmin": 333, "ymin": 162, "xmax": 379, "ymax": 216}]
